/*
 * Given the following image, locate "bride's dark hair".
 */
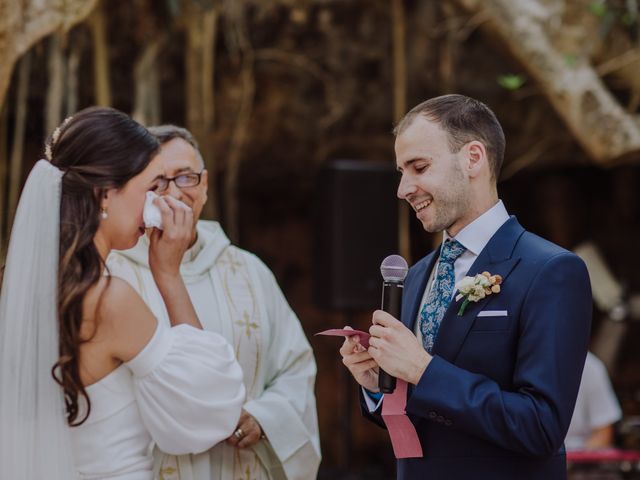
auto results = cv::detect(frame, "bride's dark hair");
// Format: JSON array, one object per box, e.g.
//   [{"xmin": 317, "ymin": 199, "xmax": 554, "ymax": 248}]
[{"xmin": 48, "ymin": 107, "xmax": 159, "ymax": 426}]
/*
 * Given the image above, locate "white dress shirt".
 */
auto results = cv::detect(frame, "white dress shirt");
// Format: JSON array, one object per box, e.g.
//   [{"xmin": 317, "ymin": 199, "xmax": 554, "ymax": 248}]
[
  {"xmin": 565, "ymin": 352, "xmax": 622, "ymax": 450},
  {"xmin": 414, "ymin": 200, "xmax": 510, "ymax": 339}
]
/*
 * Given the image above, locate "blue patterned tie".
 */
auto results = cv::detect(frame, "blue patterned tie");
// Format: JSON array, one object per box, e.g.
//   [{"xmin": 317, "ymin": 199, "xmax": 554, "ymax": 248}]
[{"xmin": 420, "ymin": 239, "xmax": 466, "ymax": 353}]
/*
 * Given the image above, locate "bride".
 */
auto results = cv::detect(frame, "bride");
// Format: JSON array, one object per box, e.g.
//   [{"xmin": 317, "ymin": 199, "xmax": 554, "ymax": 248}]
[{"xmin": 0, "ymin": 107, "xmax": 245, "ymax": 479}]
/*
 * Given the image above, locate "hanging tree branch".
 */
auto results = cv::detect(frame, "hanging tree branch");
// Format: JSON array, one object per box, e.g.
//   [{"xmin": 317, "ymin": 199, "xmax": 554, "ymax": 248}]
[
  {"xmin": 88, "ymin": 1, "xmax": 111, "ymax": 106},
  {"xmin": 183, "ymin": 2, "xmax": 219, "ymax": 219},
  {"xmin": 223, "ymin": 0, "xmax": 255, "ymax": 243},
  {"xmin": 452, "ymin": 0, "xmax": 640, "ymax": 165},
  {"xmin": 8, "ymin": 53, "xmax": 31, "ymax": 236},
  {"xmin": 65, "ymin": 33, "xmax": 83, "ymax": 116},
  {"xmin": 45, "ymin": 32, "xmax": 67, "ymax": 136},
  {"xmin": 0, "ymin": 96, "xmax": 8, "ymax": 257},
  {"xmin": 133, "ymin": 35, "xmax": 164, "ymax": 127},
  {"xmin": 0, "ymin": 0, "xmax": 98, "ymax": 111}
]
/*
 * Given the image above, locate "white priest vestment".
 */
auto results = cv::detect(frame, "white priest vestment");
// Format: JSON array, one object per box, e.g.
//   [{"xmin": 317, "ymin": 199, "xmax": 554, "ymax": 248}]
[{"xmin": 107, "ymin": 221, "xmax": 320, "ymax": 480}]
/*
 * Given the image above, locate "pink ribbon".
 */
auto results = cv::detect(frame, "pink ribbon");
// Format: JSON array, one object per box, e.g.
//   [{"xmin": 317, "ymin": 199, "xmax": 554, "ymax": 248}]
[
  {"xmin": 380, "ymin": 378, "xmax": 423, "ymax": 458},
  {"xmin": 316, "ymin": 329, "xmax": 423, "ymax": 458}
]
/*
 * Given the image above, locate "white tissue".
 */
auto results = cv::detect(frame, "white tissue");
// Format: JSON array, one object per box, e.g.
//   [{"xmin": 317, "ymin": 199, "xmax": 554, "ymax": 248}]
[{"xmin": 143, "ymin": 191, "xmax": 163, "ymax": 230}]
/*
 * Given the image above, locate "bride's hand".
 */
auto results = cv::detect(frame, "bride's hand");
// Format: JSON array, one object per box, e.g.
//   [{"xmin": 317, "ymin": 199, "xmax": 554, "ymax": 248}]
[{"xmin": 148, "ymin": 195, "xmax": 194, "ymax": 284}]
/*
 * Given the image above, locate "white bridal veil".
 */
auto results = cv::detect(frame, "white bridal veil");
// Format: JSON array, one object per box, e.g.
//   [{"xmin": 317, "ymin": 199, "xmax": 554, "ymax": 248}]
[{"xmin": 0, "ymin": 160, "xmax": 77, "ymax": 478}]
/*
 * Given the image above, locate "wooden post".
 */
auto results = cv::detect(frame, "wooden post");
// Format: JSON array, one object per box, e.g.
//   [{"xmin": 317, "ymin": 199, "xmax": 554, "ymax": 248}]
[{"xmin": 391, "ymin": 0, "xmax": 411, "ymax": 262}]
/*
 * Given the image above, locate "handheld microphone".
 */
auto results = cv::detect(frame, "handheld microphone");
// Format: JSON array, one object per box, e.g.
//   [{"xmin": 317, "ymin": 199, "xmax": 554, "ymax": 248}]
[{"xmin": 378, "ymin": 254, "xmax": 409, "ymax": 393}]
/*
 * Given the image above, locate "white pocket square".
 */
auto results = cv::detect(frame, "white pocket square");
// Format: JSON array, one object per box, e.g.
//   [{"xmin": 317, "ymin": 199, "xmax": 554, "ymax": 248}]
[{"xmin": 477, "ymin": 310, "xmax": 508, "ymax": 317}]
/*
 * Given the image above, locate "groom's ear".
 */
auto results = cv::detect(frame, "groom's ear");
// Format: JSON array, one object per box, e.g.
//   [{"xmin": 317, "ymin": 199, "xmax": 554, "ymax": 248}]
[{"xmin": 465, "ymin": 141, "xmax": 488, "ymax": 179}]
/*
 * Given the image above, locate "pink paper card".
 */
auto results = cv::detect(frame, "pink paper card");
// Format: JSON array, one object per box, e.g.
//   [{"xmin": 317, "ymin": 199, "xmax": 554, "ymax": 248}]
[
  {"xmin": 316, "ymin": 328, "xmax": 423, "ymax": 458},
  {"xmin": 315, "ymin": 328, "xmax": 371, "ymax": 348}
]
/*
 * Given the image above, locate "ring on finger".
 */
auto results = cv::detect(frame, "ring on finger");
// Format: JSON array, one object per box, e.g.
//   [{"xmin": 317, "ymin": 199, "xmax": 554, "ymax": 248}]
[{"xmin": 233, "ymin": 427, "xmax": 245, "ymax": 440}]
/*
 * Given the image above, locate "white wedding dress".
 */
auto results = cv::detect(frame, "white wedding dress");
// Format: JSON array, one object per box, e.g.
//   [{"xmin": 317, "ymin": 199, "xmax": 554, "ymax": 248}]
[
  {"xmin": 0, "ymin": 161, "xmax": 245, "ymax": 480},
  {"xmin": 70, "ymin": 323, "xmax": 245, "ymax": 480}
]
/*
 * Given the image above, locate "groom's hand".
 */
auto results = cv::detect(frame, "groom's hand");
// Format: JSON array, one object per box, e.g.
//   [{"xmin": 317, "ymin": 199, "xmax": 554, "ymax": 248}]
[
  {"xmin": 339, "ymin": 327, "xmax": 380, "ymax": 392},
  {"xmin": 369, "ymin": 310, "xmax": 431, "ymax": 385}
]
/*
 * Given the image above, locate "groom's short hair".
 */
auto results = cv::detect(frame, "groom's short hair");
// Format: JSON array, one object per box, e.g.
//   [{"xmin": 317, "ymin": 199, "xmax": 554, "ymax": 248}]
[{"xmin": 394, "ymin": 94, "xmax": 506, "ymax": 181}]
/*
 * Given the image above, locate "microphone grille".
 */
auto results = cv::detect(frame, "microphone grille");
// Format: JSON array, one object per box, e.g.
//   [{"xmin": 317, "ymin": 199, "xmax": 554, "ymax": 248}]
[{"xmin": 380, "ymin": 254, "xmax": 409, "ymax": 282}]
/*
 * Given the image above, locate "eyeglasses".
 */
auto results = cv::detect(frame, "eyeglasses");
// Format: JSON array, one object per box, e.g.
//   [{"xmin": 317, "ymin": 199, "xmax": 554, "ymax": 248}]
[{"xmin": 155, "ymin": 170, "xmax": 204, "ymax": 193}]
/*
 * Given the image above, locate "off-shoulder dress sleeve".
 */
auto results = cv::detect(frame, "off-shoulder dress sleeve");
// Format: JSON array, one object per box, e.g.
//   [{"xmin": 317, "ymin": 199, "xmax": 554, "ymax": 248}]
[{"xmin": 125, "ymin": 323, "xmax": 245, "ymax": 455}]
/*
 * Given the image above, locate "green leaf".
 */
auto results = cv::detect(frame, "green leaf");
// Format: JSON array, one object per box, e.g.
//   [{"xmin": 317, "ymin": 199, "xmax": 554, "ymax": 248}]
[
  {"xmin": 621, "ymin": 12, "xmax": 636, "ymax": 26},
  {"xmin": 564, "ymin": 54, "xmax": 578, "ymax": 67},
  {"xmin": 458, "ymin": 298, "xmax": 470, "ymax": 316},
  {"xmin": 497, "ymin": 74, "xmax": 526, "ymax": 91},
  {"xmin": 166, "ymin": 0, "xmax": 181, "ymax": 16},
  {"xmin": 589, "ymin": 2, "xmax": 608, "ymax": 17}
]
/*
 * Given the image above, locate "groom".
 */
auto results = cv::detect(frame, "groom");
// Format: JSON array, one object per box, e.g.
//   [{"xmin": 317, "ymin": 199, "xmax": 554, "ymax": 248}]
[{"xmin": 339, "ymin": 94, "xmax": 592, "ymax": 479}]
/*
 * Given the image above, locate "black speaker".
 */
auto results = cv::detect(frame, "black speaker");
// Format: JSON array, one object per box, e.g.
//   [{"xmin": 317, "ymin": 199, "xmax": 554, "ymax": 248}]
[{"xmin": 313, "ymin": 159, "xmax": 399, "ymax": 310}]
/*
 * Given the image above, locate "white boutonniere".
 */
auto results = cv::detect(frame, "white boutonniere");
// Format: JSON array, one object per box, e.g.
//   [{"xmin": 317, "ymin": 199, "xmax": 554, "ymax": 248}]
[{"xmin": 455, "ymin": 271, "xmax": 502, "ymax": 316}]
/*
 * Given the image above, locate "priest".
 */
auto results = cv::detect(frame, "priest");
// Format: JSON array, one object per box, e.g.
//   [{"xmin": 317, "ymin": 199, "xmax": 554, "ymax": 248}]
[{"xmin": 107, "ymin": 125, "xmax": 320, "ymax": 480}]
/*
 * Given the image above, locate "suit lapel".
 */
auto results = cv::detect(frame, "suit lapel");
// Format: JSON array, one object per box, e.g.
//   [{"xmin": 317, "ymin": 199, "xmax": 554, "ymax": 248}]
[{"xmin": 432, "ymin": 217, "xmax": 525, "ymax": 362}]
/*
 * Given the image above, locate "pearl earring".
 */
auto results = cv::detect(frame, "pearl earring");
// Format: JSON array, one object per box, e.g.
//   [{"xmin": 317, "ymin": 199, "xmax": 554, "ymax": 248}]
[{"xmin": 100, "ymin": 209, "xmax": 108, "ymax": 220}]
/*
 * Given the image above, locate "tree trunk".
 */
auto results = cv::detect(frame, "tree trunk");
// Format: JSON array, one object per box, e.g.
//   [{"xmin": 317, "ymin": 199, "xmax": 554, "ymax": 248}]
[
  {"xmin": 66, "ymin": 37, "xmax": 82, "ymax": 116},
  {"xmin": 133, "ymin": 37, "xmax": 163, "ymax": 127},
  {"xmin": 0, "ymin": 0, "xmax": 98, "ymax": 111},
  {"xmin": 452, "ymin": 0, "xmax": 640, "ymax": 165},
  {"xmin": 45, "ymin": 32, "xmax": 66, "ymax": 136},
  {"xmin": 0, "ymin": 98, "xmax": 8, "ymax": 257},
  {"xmin": 8, "ymin": 53, "xmax": 31, "ymax": 235},
  {"xmin": 184, "ymin": 5, "xmax": 218, "ymax": 219},
  {"xmin": 222, "ymin": 1, "xmax": 255, "ymax": 243},
  {"xmin": 224, "ymin": 51, "xmax": 254, "ymax": 243},
  {"xmin": 88, "ymin": 1, "xmax": 111, "ymax": 106}
]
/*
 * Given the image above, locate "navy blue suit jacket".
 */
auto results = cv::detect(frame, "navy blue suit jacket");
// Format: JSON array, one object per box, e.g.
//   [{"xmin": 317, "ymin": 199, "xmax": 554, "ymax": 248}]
[{"xmin": 363, "ymin": 217, "xmax": 592, "ymax": 480}]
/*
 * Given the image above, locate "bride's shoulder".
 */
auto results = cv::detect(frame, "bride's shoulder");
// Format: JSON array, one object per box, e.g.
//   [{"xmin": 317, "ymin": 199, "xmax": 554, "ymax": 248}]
[
  {"xmin": 85, "ymin": 277, "xmax": 158, "ymax": 361},
  {"xmin": 85, "ymin": 276, "xmax": 142, "ymax": 315}
]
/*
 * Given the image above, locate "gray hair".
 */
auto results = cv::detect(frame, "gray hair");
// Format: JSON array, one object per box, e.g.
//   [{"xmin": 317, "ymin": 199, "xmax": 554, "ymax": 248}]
[{"xmin": 147, "ymin": 124, "xmax": 204, "ymax": 168}]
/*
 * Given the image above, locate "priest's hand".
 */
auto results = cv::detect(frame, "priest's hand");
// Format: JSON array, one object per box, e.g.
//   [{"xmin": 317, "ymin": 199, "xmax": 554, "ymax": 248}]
[
  {"xmin": 368, "ymin": 310, "xmax": 431, "ymax": 385},
  {"xmin": 339, "ymin": 327, "xmax": 380, "ymax": 392},
  {"xmin": 226, "ymin": 409, "xmax": 264, "ymax": 449}
]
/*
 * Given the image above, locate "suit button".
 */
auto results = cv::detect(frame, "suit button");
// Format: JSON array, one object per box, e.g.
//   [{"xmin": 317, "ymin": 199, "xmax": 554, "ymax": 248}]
[
  {"xmin": 428, "ymin": 411, "xmax": 437, "ymax": 419},
  {"xmin": 444, "ymin": 419, "xmax": 452, "ymax": 426},
  {"xmin": 436, "ymin": 415, "xmax": 444, "ymax": 423}
]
